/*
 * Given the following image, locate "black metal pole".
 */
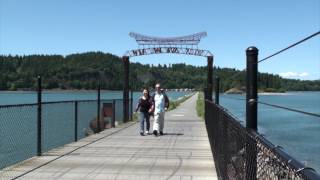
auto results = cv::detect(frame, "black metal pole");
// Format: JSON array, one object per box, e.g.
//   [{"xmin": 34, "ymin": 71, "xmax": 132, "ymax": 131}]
[
  {"xmin": 246, "ymin": 47, "xmax": 258, "ymax": 131},
  {"xmin": 74, "ymin": 101, "xmax": 78, "ymax": 142},
  {"xmin": 123, "ymin": 56, "xmax": 129, "ymax": 123},
  {"xmin": 97, "ymin": 83, "xmax": 101, "ymax": 132},
  {"xmin": 215, "ymin": 76, "xmax": 220, "ymax": 105},
  {"xmin": 207, "ymin": 56, "xmax": 213, "ymax": 101},
  {"xmin": 130, "ymin": 90, "xmax": 133, "ymax": 121},
  {"xmin": 112, "ymin": 99, "xmax": 116, "ymax": 128},
  {"xmin": 246, "ymin": 46, "xmax": 258, "ymax": 180},
  {"xmin": 37, "ymin": 76, "xmax": 42, "ymax": 156}
]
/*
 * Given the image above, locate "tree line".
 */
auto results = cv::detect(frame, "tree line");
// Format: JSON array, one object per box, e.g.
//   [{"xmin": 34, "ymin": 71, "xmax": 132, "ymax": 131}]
[{"xmin": 0, "ymin": 52, "xmax": 319, "ymax": 92}]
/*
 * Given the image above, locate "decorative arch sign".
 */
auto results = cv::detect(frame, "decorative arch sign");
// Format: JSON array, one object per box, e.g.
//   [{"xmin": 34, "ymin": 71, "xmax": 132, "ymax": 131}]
[
  {"xmin": 125, "ymin": 31, "xmax": 213, "ymax": 57},
  {"xmin": 125, "ymin": 47, "xmax": 212, "ymax": 57}
]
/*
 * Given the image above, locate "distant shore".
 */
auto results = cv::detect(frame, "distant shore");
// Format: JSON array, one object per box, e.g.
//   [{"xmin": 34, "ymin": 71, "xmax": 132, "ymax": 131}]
[
  {"xmin": 224, "ymin": 87, "xmax": 288, "ymax": 95},
  {"xmin": 258, "ymin": 92, "xmax": 290, "ymax": 95},
  {"xmin": 223, "ymin": 92, "xmax": 290, "ymax": 95}
]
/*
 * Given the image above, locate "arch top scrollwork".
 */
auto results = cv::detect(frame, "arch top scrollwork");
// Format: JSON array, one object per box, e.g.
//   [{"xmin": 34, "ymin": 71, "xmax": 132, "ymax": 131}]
[{"xmin": 125, "ymin": 32, "xmax": 213, "ymax": 57}]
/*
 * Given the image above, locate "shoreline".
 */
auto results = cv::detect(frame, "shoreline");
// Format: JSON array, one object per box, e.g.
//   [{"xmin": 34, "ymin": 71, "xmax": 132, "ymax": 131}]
[{"xmin": 258, "ymin": 92, "xmax": 291, "ymax": 95}]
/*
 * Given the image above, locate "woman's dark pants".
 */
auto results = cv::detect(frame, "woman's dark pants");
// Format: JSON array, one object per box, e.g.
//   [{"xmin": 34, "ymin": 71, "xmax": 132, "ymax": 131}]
[{"xmin": 139, "ymin": 112, "xmax": 150, "ymax": 133}]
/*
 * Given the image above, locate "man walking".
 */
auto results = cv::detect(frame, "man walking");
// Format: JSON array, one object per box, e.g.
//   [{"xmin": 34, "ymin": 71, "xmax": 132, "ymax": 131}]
[{"xmin": 151, "ymin": 83, "xmax": 169, "ymax": 136}]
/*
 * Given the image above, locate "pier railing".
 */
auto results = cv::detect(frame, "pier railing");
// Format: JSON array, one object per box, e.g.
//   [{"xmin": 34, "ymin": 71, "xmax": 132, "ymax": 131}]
[
  {"xmin": 205, "ymin": 100, "xmax": 320, "ymax": 180},
  {"xmin": 0, "ymin": 98, "xmax": 133, "ymax": 172}
]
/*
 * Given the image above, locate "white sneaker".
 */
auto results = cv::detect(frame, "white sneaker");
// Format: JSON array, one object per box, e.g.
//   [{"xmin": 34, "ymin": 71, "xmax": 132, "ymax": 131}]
[{"xmin": 145, "ymin": 131, "xmax": 149, "ymax": 134}]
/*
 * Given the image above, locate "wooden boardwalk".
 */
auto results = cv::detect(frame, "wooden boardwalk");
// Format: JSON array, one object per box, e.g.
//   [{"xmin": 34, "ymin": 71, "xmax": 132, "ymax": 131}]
[{"xmin": 1, "ymin": 93, "xmax": 217, "ymax": 180}]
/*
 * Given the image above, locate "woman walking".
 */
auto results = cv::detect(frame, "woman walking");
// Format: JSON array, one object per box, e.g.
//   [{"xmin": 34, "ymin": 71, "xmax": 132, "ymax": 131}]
[{"xmin": 135, "ymin": 89, "xmax": 152, "ymax": 136}]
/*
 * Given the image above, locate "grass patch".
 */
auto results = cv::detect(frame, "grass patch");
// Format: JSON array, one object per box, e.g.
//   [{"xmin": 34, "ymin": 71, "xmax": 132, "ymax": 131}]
[
  {"xmin": 196, "ymin": 92, "xmax": 204, "ymax": 119},
  {"xmin": 131, "ymin": 111, "xmax": 139, "ymax": 122},
  {"xmin": 167, "ymin": 92, "xmax": 195, "ymax": 111}
]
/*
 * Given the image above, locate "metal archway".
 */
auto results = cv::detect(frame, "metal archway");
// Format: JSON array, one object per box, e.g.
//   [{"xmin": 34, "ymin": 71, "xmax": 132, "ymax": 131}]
[{"xmin": 122, "ymin": 32, "xmax": 214, "ymax": 122}]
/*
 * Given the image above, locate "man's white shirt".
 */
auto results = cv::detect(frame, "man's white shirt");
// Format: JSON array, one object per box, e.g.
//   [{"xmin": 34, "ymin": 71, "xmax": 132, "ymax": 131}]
[{"xmin": 154, "ymin": 92, "xmax": 165, "ymax": 114}]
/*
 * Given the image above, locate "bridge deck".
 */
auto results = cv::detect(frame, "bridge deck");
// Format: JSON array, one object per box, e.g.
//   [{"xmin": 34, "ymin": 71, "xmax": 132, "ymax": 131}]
[{"xmin": 2, "ymin": 93, "xmax": 217, "ymax": 180}]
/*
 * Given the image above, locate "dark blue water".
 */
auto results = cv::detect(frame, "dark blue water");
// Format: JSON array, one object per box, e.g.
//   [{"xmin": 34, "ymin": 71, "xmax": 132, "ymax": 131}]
[{"xmin": 220, "ymin": 91, "xmax": 320, "ymax": 172}]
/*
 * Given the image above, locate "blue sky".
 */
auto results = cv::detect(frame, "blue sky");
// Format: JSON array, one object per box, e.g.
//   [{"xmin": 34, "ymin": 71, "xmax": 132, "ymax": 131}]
[{"xmin": 0, "ymin": 0, "xmax": 319, "ymax": 80}]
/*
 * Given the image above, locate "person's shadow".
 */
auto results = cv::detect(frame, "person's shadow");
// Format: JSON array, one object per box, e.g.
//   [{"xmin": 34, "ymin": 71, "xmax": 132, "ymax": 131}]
[{"xmin": 162, "ymin": 133, "xmax": 184, "ymax": 136}]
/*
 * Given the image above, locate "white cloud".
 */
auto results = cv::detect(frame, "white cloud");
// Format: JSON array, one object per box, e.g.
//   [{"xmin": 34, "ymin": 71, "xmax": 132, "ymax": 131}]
[{"xmin": 279, "ymin": 72, "xmax": 309, "ymax": 79}]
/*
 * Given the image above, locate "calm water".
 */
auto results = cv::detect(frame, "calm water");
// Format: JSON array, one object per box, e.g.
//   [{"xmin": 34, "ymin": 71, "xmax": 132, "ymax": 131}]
[
  {"xmin": 220, "ymin": 91, "xmax": 320, "ymax": 172},
  {"xmin": 0, "ymin": 90, "xmax": 191, "ymax": 105}
]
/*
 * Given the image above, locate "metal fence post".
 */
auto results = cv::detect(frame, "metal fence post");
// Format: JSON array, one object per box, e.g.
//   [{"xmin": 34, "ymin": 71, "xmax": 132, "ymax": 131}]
[
  {"xmin": 37, "ymin": 76, "xmax": 42, "ymax": 156},
  {"xmin": 215, "ymin": 76, "xmax": 220, "ymax": 105},
  {"xmin": 123, "ymin": 56, "xmax": 129, "ymax": 123},
  {"xmin": 74, "ymin": 101, "xmax": 78, "ymax": 141},
  {"xmin": 207, "ymin": 56, "xmax": 213, "ymax": 101},
  {"xmin": 112, "ymin": 99, "xmax": 116, "ymax": 128},
  {"xmin": 130, "ymin": 90, "xmax": 133, "ymax": 121},
  {"xmin": 246, "ymin": 46, "xmax": 258, "ymax": 130},
  {"xmin": 97, "ymin": 83, "xmax": 101, "ymax": 133},
  {"xmin": 246, "ymin": 46, "xmax": 258, "ymax": 180}
]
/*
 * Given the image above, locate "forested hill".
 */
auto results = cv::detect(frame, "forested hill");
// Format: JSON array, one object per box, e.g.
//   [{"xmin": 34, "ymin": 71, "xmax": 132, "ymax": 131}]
[{"xmin": 0, "ymin": 52, "xmax": 319, "ymax": 92}]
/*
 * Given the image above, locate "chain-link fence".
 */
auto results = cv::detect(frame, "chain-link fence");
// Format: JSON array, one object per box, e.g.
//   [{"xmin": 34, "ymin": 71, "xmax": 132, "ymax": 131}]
[
  {"xmin": 0, "ymin": 98, "xmax": 133, "ymax": 179},
  {"xmin": 0, "ymin": 104, "xmax": 38, "ymax": 170},
  {"xmin": 77, "ymin": 100, "xmax": 98, "ymax": 139},
  {"xmin": 205, "ymin": 100, "xmax": 320, "ymax": 180},
  {"xmin": 42, "ymin": 101, "xmax": 75, "ymax": 152}
]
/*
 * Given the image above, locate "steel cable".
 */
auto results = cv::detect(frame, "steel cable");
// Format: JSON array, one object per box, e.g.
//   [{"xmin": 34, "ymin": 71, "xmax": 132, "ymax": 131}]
[
  {"xmin": 258, "ymin": 31, "xmax": 320, "ymax": 63},
  {"xmin": 257, "ymin": 100, "xmax": 320, "ymax": 118},
  {"xmin": 219, "ymin": 96, "xmax": 320, "ymax": 118}
]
